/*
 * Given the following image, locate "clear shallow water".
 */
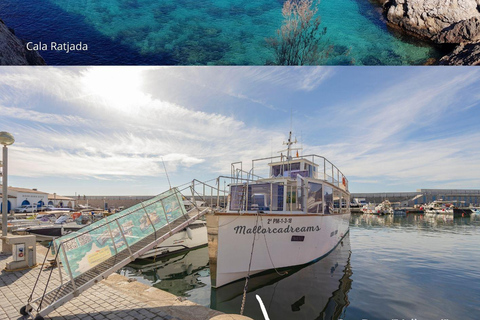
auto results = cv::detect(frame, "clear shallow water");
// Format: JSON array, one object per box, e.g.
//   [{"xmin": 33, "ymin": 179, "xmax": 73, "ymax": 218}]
[
  {"xmin": 120, "ymin": 214, "xmax": 480, "ymax": 320},
  {"xmin": 1, "ymin": 0, "xmax": 444, "ymax": 65}
]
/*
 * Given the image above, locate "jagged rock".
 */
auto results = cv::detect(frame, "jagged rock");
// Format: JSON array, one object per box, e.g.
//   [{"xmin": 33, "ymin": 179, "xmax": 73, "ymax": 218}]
[
  {"xmin": 435, "ymin": 17, "xmax": 480, "ymax": 44},
  {"xmin": 0, "ymin": 19, "xmax": 45, "ymax": 65},
  {"xmin": 439, "ymin": 42, "xmax": 480, "ymax": 64},
  {"xmin": 384, "ymin": 0, "xmax": 480, "ymax": 40}
]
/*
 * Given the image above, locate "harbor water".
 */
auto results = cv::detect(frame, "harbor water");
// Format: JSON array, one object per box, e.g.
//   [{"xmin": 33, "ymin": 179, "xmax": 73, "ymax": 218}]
[
  {"xmin": 120, "ymin": 214, "xmax": 480, "ymax": 320},
  {"xmin": 1, "ymin": 0, "xmax": 444, "ymax": 65}
]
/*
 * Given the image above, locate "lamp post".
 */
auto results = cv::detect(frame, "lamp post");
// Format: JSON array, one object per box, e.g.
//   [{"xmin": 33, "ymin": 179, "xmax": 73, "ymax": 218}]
[{"xmin": 0, "ymin": 132, "xmax": 15, "ymax": 237}]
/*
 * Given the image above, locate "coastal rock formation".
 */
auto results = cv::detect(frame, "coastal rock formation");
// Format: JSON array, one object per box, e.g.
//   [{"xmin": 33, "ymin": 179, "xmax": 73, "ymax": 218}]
[
  {"xmin": 384, "ymin": 0, "xmax": 480, "ymax": 40},
  {"xmin": 0, "ymin": 19, "xmax": 45, "ymax": 65},
  {"xmin": 383, "ymin": 0, "xmax": 480, "ymax": 64},
  {"xmin": 439, "ymin": 42, "xmax": 480, "ymax": 64},
  {"xmin": 435, "ymin": 17, "xmax": 480, "ymax": 43}
]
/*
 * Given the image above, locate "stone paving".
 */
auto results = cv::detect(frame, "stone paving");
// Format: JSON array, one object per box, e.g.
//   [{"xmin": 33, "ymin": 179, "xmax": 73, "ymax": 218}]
[{"xmin": 0, "ymin": 240, "xmax": 223, "ymax": 320}]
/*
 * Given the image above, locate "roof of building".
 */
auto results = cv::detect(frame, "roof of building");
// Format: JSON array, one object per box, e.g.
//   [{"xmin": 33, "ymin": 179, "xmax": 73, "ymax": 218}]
[
  {"xmin": 48, "ymin": 194, "xmax": 74, "ymax": 201},
  {"xmin": 0, "ymin": 185, "xmax": 48, "ymax": 195}
]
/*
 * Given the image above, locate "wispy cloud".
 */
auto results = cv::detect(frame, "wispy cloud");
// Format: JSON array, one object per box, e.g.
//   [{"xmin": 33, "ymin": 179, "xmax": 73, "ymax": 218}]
[{"xmin": 0, "ymin": 67, "xmax": 479, "ymax": 194}]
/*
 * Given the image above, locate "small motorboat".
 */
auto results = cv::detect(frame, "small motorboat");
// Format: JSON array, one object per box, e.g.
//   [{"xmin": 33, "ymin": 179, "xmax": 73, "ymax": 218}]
[{"xmin": 16, "ymin": 214, "xmax": 94, "ymax": 241}]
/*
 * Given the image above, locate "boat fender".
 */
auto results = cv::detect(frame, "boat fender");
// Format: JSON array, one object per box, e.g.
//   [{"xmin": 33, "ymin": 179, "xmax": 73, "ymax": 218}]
[{"xmin": 186, "ymin": 227, "xmax": 193, "ymax": 240}]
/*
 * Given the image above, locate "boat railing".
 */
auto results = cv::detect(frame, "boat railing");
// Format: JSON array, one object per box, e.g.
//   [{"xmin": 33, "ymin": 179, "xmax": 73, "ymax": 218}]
[{"xmin": 232, "ymin": 154, "xmax": 349, "ymax": 192}]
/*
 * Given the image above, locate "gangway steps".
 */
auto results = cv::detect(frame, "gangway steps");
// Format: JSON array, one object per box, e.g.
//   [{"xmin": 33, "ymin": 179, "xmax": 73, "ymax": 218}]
[{"xmin": 28, "ymin": 208, "xmax": 208, "ymax": 318}]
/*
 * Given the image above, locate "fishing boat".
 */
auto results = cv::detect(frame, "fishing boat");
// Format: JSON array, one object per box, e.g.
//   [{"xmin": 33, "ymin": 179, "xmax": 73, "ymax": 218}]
[
  {"xmin": 207, "ymin": 132, "xmax": 351, "ymax": 288},
  {"xmin": 139, "ymin": 220, "xmax": 207, "ymax": 259}
]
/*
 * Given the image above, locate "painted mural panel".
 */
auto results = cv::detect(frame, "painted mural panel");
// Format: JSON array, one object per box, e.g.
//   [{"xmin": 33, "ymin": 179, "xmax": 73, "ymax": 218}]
[{"xmin": 54, "ymin": 188, "xmax": 184, "ymax": 279}]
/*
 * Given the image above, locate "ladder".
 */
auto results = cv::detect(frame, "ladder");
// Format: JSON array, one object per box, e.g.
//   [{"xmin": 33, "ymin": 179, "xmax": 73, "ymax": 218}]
[{"xmin": 21, "ymin": 187, "xmax": 210, "ymax": 320}]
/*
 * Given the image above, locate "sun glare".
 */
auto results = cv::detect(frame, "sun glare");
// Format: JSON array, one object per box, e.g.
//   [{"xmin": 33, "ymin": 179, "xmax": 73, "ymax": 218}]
[{"xmin": 80, "ymin": 67, "xmax": 152, "ymax": 113}]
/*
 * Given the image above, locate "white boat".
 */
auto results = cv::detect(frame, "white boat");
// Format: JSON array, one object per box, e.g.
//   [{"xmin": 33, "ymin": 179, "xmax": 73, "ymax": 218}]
[
  {"xmin": 374, "ymin": 200, "xmax": 394, "ymax": 215},
  {"xmin": 206, "ymin": 132, "xmax": 351, "ymax": 288},
  {"xmin": 423, "ymin": 200, "xmax": 454, "ymax": 215},
  {"xmin": 362, "ymin": 203, "xmax": 376, "ymax": 214},
  {"xmin": 423, "ymin": 200, "xmax": 473, "ymax": 217},
  {"xmin": 139, "ymin": 220, "xmax": 207, "ymax": 259}
]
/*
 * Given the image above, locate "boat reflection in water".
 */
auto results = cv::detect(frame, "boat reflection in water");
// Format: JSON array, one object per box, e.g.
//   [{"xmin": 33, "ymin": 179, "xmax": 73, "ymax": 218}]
[
  {"xmin": 211, "ymin": 234, "xmax": 352, "ymax": 320},
  {"xmin": 352, "ymin": 212, "xmax": 475, "ymax": 229},
  {"xmin": 121, "ymin": 234, "xmax": 353, "ymax": 319},
  {"xmin": 120, "ymin": 246, "xmax": 210, "ymax": 298}
]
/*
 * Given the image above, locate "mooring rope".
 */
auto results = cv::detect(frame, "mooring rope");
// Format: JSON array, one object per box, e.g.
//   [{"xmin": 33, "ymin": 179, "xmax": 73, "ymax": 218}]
[
  {"xmin": 240, "ymin": 212, "xmax": 260, "ymax": 315},
  {"xmin": 259, "ymin": 216, "xmax": 287, "ymax": 276}
]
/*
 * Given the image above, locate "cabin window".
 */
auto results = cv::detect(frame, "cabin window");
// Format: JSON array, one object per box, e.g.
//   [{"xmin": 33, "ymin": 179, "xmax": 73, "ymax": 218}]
[
  {"xmin": 333, "ymin": 190, "xmax": 341, "ymax": 214},
  {"xmin": 271, "ymin": 165, "xmax": 283, "ymax": 177},
  {"xmin": 290, "ymin": 163, "xmax": 300, "ymax": 171},
  {"xmin": 307, "ymin": 182, "xmax": 323, "ymax": 213},
  {"xmin": 341, "ymin": 193, "xmax": 349, "ymax": 213},
  {"xmin": 248, "ymin": 184, "xmax": 271, "ymax": 211},
  {"xmin": 237, "ymin": 183, "xmax": 284, "ymax": 211},
  {"xmin": 324, "ymin": 186, "xmax": 333, "ymax": 214},
  {"xmin": 271, "ymin": 163, "xmax": 302, "ymax": 178}
]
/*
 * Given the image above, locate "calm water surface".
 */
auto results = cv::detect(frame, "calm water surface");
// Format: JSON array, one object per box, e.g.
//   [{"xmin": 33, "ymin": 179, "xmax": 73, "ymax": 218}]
[
  {"xmin": 120, "ymin": 214, "xmax": 480, "ymax": 320},
  {"xmin": 1, "ymin": 0, "xmax": 444, "ymax": 65}
]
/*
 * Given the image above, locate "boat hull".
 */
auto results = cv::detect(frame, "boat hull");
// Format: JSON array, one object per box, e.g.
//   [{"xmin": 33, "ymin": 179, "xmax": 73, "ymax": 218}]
[
  {"xmin": 453, "ymin": 208, "xmax": 472, "ymax": 218},
  {"xmin": 207, "ymin": 212, "xmax": 350, "ymax": 287},
  {"xmin": 139, "ymin": 222, "xmax": 208, "ymax": 259}
]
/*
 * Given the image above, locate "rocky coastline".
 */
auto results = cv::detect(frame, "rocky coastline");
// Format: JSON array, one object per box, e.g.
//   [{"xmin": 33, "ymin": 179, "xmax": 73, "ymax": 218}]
[
  {"xmin": 382, "ymin": 0, "xmax": 480, "ymax": 65},
  {"xmin": 0, "ymin": 19, "xmax": 45, "ymax": 65}
]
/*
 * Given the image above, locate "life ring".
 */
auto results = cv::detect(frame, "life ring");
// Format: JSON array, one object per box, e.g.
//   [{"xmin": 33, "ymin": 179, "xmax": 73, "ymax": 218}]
[
  {"xmin": 19, "ymin": 253, "xmax": 24, "ymax": 257},
  {"xmin": 342, "ymin": 177, "xmax": 346, "ymax": 186}
]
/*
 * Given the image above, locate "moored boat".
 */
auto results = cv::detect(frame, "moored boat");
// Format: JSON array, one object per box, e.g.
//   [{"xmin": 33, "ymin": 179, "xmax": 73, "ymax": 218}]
[
  {"xmin": 139, "ymin": 220, "xmax": 207, "ymax": 259},
  {"xmin": 362, "ymin": 203, "xmax": 376, "ymax": 214},
  {"xmin": 424, "ymin": 200, "xmax": 472, "ymax": 217},
  {"xmin": 207, "ymin": 132, "xmax": 351, "ymax": 288},
  {"xmin": 374, "ymin": 200, "xmax": 394, "ymax": 215}
]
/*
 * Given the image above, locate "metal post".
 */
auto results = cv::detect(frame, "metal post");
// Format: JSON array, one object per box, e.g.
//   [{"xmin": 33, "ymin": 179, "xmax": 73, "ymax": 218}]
[
  {"xmin": 324, "ymin": 158, "xmax": 326, "ymax": 181},
  {"xmin": 115, "ymin": 219, "xmax": 133, "ymax": 257},
  {"xmin": 2, "ymin": 145, "xmax": 8, "ymax": 237},
  {"xmin": 160, "ymin": 200, "xmax": 172, "ymax": 232},
  {"xmin": 56, "ymin": 242, "xmax": 63, "ymax": 285},
  {"xmin": 60, "ymin": 242, "xmax": 77, "ymax": 292},
  {"xmin": 105, "ymin": 218, "xmax": 118, "ymax": 256},
  {"xmin": 141, "ymin": 203, "xmax": 156, "ymax": 234},
  {"xmin": 192, "ymin": 181, "xmax": 195, "ymax": 206},
  {"xmin": 217, "ymin": 178, "xmax": 220, "ymax": 208}
]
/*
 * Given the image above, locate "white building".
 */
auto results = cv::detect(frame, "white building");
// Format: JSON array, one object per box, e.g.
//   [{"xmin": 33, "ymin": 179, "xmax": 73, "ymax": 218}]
[
  {"xmin": 0, "ymin": 185, "xmax": 48, "ymax": 213},
  {"xmin": 47, "ymin": 194, "xmax": 75, "ymax": 208}
]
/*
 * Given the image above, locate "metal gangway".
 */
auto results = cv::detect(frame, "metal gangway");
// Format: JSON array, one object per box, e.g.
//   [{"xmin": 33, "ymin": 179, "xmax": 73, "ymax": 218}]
[{"xmin": 21, "ymin": 184, "xmax": 221, "ymax": 320}]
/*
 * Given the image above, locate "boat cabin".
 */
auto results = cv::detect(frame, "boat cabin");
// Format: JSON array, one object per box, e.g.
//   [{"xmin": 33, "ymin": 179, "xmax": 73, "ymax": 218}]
[
  {"xmin": 227, "ymin": 158, "xmax": 349, "ymax": 215},
  {"xmin": 269, "ymin": 158, "xmax": 318, "ymax": 179}
]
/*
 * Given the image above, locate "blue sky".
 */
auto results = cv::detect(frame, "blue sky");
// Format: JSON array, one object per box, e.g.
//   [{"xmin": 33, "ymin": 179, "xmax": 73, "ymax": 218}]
[{"xmin": 0, "ymin": 66, "xmax": 479, "ymax": 196}]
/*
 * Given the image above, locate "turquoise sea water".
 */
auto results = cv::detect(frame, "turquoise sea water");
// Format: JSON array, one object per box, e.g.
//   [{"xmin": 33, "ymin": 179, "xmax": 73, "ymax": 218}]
[
  {"xmin": 2, "ymin": 0, "xmax": 443, "ymax": 65},
  {"xmin": 121, "ymin": 214, "xmax": 480, "ymax": 320}
]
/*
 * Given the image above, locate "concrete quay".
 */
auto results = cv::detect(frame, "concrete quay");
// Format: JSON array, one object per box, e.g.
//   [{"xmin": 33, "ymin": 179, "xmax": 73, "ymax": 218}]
[{"xmin": 0, "ymin": 240, "xmax": 246, "ymax": 320}]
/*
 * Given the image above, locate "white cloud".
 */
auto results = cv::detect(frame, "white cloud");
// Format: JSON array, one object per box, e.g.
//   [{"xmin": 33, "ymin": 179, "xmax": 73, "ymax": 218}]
[{"xmin": 0, "ymin": 67, "xmax": 479, "ymax": 194}]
